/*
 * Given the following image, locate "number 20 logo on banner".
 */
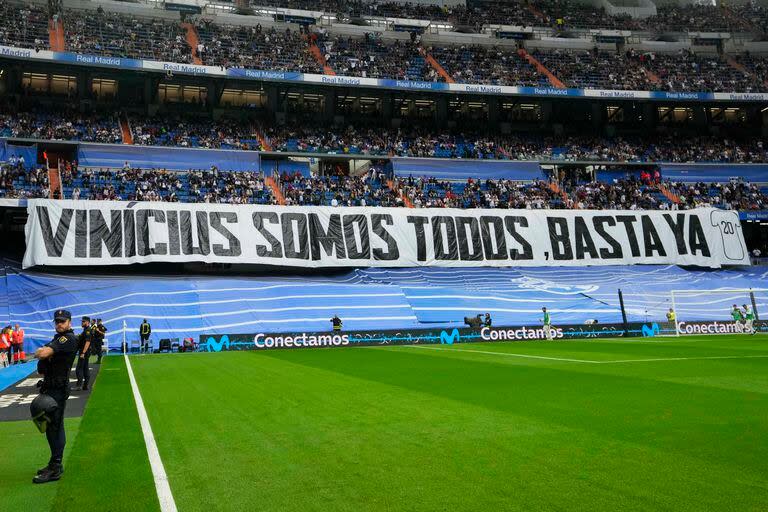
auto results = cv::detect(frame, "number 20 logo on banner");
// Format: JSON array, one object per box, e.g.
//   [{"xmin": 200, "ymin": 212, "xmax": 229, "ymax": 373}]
[{"xmin": 711, "ymin": 210, "xmax": 744, "ymax": 261}]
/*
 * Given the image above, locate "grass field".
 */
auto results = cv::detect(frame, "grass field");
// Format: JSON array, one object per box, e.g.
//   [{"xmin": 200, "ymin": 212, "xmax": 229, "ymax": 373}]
[{"xmin": 3, "ymin": 335, "xmax": 768, "ymax": 511}]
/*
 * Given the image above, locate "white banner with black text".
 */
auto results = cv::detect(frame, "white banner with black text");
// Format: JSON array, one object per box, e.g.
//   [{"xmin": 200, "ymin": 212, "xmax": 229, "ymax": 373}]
[{"xmin": 22, "ymin": 200, "xmax": 750, "ymax": 268}]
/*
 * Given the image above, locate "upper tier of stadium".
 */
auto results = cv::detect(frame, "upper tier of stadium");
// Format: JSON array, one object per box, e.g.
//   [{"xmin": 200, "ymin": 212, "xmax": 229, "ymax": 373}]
[{"xmin": 3, "ymin": 0, "xmax": 768, "ymax": 94}]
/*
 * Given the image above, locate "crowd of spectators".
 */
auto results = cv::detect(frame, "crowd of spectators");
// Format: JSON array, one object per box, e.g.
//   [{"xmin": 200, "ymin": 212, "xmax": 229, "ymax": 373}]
[
  {"xmin": 568, "ymin": 179, "xmax": 667, "ymax": 210},
  {"xmin": 265, "ymin": 126, "xmax": 768, "ymax": 163},
  {"xmin": 319, "ymin": 33, "xmax": 434, "ymax": 80},
  {"xmin": 188, "ymin": 167, "xmax": 271, "ymax": 204},
  {"xmin": 280, "ymin": 167, "xmax": 400, "ymax": 206},
  {"xmin": 735, "ymin": 52, "xmax": 768, "ymax": 86},
  {"xmin": 393, "ymin": 175, "xmax": 768, "ymax": 211},
  {"xmin": 0, "ymin": 162, "xmax": 273, "ymax": 204},
  {"xmin": 646, "ymin": 4, "xmax": 751, "ymax": 33},
  {"xmin": 1, "ymin": 2, "xmax": 767, "ymax": 93},
  {"xmin": 644, "ymin": 136, "xmax": 767, "ymax": 164},
  {"xmin": 532, "ymin": 48, "xmax": 652, "ymax": 90},
  {"xmin": 668, "ymin": 181, "xmax": 768, "ymax": 210},
  {"xmin": 0, "ymin": 109, "xmax": 122, "ymax": 143},
  {"xmin": 65, "ymin": 7, "xmax": 193, "ymax": 62},
  {"xmin": 429, "ymin": 45, "xmax": 542, "ymax": 86},
  {"xmin": 245, "ymin": 0, "xmax": 759, "ymax": 32},
  {"xmin": 130, "ymin": 115, "xmax": 263, "ymax": 150},
  {"xmin": 735, "ymin": 2, "xmax": 768, "ymax": 33},
  {"xmin": 3, "ymin": 0, "xmax": 768, "ymax": 71},
  {"xmin": 0, "ymin": 2, "xmax": 49, "ymax": 51},
  {"xmin": 3, "ymin": 108, "xmax": 768, "ymax": 164},
  {"xmin": 642, "ymin": 49, "xmax": 767, "ymax": 93},
  {"xmin": 2, "ymin": 157, "xmax": 767, "ymax": 211},
  {"xmin": 0, "ymin": 161, "xmax": 50, "ymax": 199},
  {"xmin": 395, "ymin": 176, "xmax": 562, "ymax": 209},
  {"xmin": 196, "ymin": 21, "xmax": 320, "ymax": 72}
]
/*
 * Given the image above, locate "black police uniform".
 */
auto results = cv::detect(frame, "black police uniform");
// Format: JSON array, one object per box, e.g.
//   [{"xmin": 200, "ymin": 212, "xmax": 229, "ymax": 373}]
[
  {"xmin": 75, "ymin": 323, "xmax": 92, "ymax": 389},
  {"xmin": 37, "ymin": 314, "xmax": 77, "ymax": 477},
  {"xmin": 92, "ymin": 322, "xmax": 106, "ymax": 364}
]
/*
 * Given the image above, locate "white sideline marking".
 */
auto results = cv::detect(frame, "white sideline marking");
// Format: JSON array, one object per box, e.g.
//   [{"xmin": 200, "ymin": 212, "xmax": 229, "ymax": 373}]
[
  {"xmin": 604, "ymin": 355, "xmax": 768, "ymax": 364},
  {"xmin": 405, "ymin": 345, "xmax": 601, "ymax": 363},
  {"xmin": 405, "ymin": 345, "xmax": 768, "ymax": 365},
  {"xmin": 124, "ymin": 354, "xmax": 178, "ymax": 512}
]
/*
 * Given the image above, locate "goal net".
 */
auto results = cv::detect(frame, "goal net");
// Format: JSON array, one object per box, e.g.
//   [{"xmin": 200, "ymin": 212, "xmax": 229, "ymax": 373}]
[{"xmin": 670, "ymin": 288, "xmax": 766, "ymax": 337}]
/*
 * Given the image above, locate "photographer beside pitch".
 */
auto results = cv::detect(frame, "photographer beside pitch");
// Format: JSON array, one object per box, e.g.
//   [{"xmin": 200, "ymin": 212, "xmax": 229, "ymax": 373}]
[{"xmin": 30, "ymin": 309, "xmax": 78, "ymax": 484}]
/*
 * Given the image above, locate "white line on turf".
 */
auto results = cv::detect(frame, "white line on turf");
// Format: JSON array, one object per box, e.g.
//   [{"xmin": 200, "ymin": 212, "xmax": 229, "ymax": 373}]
[
  {"xmin": 603, "ymin": 355, "xmax": 768, "ymax": 364},
  {"xmin": 124, "ymin": 354, "xmax": 178, "ymax": 512},
  {"xmin": 405, "ymin": 345, "xmax": 601, "ymax": 363},
  {"xmin": 405, "ymin": 345, "xmax": 768, "ymax": 365}
]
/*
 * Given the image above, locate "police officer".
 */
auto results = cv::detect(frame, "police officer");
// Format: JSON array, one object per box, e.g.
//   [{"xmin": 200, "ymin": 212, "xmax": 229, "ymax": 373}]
[
  {"xmin": 32, "ymin": 309, "xmax": 78, "ymax": 484},
  {"xmin": 139, "ymin": 319, "xmax": 151, "ymax": 353},
  {"xmin": 75, "ymin": 317, "xmax": 92, "ymax": 390},
  {"xmin": 92, "ymin": 319, "xmax": 106, "ymax": 364},
  {"xmin": 330, "ymin": 314, "xmax": 342, "ymax": 332}
]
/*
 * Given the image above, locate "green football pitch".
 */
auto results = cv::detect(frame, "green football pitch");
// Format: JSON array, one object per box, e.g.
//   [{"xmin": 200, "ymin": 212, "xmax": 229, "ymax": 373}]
[{"xmin": 3, "ymin": 335, "xmax": 768, "ymax": 511}]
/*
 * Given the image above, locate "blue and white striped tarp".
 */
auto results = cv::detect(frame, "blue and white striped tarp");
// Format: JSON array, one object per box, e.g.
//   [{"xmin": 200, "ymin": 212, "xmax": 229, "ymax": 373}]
[{"xmin": 5, "ymin": 265, "xmax": 767, "ymax": 350}]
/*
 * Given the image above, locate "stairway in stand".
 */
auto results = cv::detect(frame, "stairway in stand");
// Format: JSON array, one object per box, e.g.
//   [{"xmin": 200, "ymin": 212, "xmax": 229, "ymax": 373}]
[
  {"xmin": 265, "ymin": 176, "xmax": 286, "ymax": 205},
  {"xmin": 48, "ymin": 167, "xmax": 62, "ymax": 199},
  {"xmin": 181, "ymin": 22, "xmax": 203, "ymax": 65},
  {"xmin": 119, "ymin": 114, "xmax": 134, "ymax": 144},
  {"xmin": 518, "ymin": 49, "xmax": 566, "ymax": 89},
  {"xmin": 48, "ymin": 16, "xmax": 65, "ymax": 52},
  {"xmin": 548, "ymin": 181, "xmax": 572, "ymax": 207},
  {"xmin": 420, "ymin": 47, "xmax": 454, "ymax": 83},
  {"xmin": 388, "ymin": 179, "xmax": 414, "ymax": 208},
  {"xmin": 308, "ymin": 36, "xmax": 336, "ymax": 76},
  {"xmin": 658, "ymin": 183, "xmax": 681, "ymax": 205}
]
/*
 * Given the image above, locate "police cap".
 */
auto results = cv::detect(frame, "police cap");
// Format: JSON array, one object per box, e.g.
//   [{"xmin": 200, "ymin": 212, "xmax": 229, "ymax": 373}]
[{"xmin": 53, "ymin": 309, "xmax": 71, "ymax": 322}]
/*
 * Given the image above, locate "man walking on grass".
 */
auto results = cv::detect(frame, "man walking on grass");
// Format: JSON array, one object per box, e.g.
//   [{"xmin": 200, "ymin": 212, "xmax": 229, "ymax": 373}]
[
  {"xmin": 542, "ymin": 307, "xmax": 553, "ymax": 340},
  {"xmin": 742, "ymin": 304, "xmax": 756, "ymax": 335}
]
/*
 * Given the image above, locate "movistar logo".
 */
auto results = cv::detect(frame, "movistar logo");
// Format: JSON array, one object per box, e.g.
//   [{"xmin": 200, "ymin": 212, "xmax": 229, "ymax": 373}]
[
  {"xmin": 203, "ymin": 335, "xmax": 230, "ymax": 352},
  {"xmin": 439, "ymin": 329, "xmax": 460, "ymax": 345},
  {"xmin": 641, "ymin": 323, "xmax": 660, "ymax": 337}
]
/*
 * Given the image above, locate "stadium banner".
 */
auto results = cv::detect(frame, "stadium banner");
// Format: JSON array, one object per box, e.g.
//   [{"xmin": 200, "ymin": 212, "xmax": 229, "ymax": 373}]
[
  {"xmin": 197, "ymin": 320, "xmax": 768, "ymax": 351},
  {"xmin": 2, "ymin": 44, "xmax": 768, "ymax": 102},
  {"xmin": 23, "ymin": 200, "xmax": 749, "ymax": 268},
  {"xmin": 198, "ymin": 323, "xmax": 631, "ymax": 352}
]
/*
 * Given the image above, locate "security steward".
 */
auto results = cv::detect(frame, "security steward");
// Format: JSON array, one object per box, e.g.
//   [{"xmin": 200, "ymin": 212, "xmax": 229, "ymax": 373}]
[
  {"xmin": 330, "ymin": 314, "xmax": 343, "ymax": 332},
  {"xmin": 32, "ymin": 309, "xmax": 78, "ymax": 484},
  {"xmin": 75, "ymin": 317, "xmax": 92, "ymax": 390}
]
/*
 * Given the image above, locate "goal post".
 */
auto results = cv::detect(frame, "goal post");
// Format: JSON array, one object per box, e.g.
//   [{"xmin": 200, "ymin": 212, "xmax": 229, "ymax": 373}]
[{"xmin": 669, "ymin": 288, "xmax": 766, "ymax": 337}]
